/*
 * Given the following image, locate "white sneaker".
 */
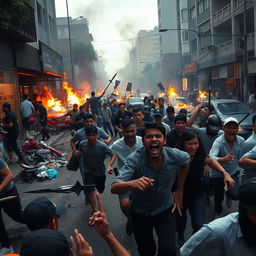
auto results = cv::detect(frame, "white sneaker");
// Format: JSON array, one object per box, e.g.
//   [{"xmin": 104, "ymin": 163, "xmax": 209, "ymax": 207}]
[{"xmin": 0, "ymin": 246, "xmax": 14, "ymax": 255}]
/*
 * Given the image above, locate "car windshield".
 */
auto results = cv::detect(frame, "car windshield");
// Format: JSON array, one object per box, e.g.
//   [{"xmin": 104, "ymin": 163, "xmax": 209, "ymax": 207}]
[
  {"xmin": 216, "ymin": 102, "xmax": 250, "ymax": 115},
  {"xmin": 170, "ymin": 98, "xmax": 189, "ymax": 105},
  {"xmin": 129, "ymin": 97, "xmax": 141, "ymax": 102}
]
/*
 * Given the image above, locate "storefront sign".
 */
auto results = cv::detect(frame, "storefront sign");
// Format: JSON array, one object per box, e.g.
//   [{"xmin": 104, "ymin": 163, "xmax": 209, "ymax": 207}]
[
  {"xmin": 185, "ymin": 62, "xmax": 197, "ymax": 74},
  {"xmin": 40, "ymin": 41, "xmax": 63, "ymax": 77},
  {"xmin": 182, "ymin": 78, "xmax": 188, "ymax": 91}
]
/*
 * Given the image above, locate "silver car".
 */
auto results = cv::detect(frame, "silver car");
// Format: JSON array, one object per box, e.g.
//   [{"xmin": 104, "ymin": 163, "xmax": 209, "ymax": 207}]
[{"xmin": 210, "ymin": 99, "xmax": 254, "ymax": 139}]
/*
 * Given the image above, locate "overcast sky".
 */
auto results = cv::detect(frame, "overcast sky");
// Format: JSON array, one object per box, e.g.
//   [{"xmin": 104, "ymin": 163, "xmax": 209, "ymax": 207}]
[{"xmin": 55, "ymin": 0, "xmax": 158, "ymax": 77}]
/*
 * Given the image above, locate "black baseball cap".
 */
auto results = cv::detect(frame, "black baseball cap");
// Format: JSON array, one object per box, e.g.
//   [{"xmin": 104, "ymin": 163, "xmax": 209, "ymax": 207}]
[
  {"xmin": 20, "ymin": 229, "xmax": 70, "ymax": 256},
  {"xmin": 239, "ymin": 178, "xmax": 256, "ymax": 211},
  {"xmin": 153, "ymin": 108, "xmax": 164, "ymax": 116},
  {"xmin": 24, "ymin": 197, "xmax": 66, "ymax": 230}
]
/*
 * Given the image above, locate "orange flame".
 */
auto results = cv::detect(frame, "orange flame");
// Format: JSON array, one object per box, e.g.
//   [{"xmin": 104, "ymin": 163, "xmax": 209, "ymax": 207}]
[
  {"xmin": 168, "ymin": 87, "xmax": 178, "ymax": 98},
  {"xmin": 63, "ymin": 81, "xmax": 84, "ymax": 106},
  {"xmin": 38, "ymin": 87, "xmax": 66, "ymax": 112},
  {"xmin": 198, "ymin": 90, "xmax": 208, "ymax": 101}
]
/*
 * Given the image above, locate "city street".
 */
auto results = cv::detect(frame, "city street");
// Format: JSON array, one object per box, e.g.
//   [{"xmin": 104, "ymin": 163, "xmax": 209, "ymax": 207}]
[{"xmin": 4, "ymin": 130, "xmax": 239, "ymax": 255}]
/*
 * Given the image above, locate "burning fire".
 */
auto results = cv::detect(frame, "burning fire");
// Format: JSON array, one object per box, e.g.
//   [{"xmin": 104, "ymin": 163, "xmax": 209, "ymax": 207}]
[
  {"xmin": 38, "ymin": 87, "xmax": 66, "ymax": 112},
  {"xmin": 198, "ymin": 90, "xmax": 208, "ymax": 101},
  {"xmin": 63, "ymin": 81, "xmax": 84, "ymax": 106},
  {"xmin": 168, "ymin": 87, "xmax": 178, "ymax": 98},
  {"xmin": 39, "ymin": 81, "xmax": 94, "ymax": 112}
]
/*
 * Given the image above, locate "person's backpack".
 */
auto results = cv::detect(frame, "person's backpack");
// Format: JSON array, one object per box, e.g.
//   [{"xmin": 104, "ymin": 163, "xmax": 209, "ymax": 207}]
[{"xmin": 67, "ymin": 153, "xmax": 79, "ymax": 171}]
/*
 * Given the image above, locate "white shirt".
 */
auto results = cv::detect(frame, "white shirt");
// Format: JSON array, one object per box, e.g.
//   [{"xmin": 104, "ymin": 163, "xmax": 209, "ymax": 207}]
[{"xmin": 110, "ymin": 136, "xmax": 142, "ymax": 169}]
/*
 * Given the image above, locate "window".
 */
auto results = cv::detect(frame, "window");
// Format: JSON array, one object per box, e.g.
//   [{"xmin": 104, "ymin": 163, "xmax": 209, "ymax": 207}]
[
  {"xmin": 181, "ymin": 9, "xmax": 188, "ymax": 21},
  {"xmin": 43, "ymin": 9, "xmax": 48, "ymax": 28},
  {"xmin": 49, "ymin": 16, "xmax": 55, "ymax": 37},
  {"xmin": 37, "ymin": 2, "xmax": 43, "ymax": 25},
  {"xmin": 191, "ymin": 39, "xmax": 197, "ymax": 55},
  {"xmin": 182, "ymin": 31, "xmax": 189, "ymax": 41},
  {"xmin": 204, "ymin": 0, "xmax": 210, "ymax": 10},
  {"xmin": 190, "ymin": 7, "xmax": 196, "ymax": 19},
  {"xmin": 198, "ymin": 1, "xmax": 204, "ymax": 14}
]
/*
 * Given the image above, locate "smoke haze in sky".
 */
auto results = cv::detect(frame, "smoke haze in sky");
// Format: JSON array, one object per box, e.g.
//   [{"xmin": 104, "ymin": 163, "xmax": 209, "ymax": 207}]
[{"xmin": 55, "ymin": 0, "xmax": 158, "ymax": 77}]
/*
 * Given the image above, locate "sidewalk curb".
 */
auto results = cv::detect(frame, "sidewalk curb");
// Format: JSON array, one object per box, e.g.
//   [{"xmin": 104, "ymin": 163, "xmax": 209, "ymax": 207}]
[{"xmin": 14, "ymin": 131, "xmax": 67, "ymax": 182}]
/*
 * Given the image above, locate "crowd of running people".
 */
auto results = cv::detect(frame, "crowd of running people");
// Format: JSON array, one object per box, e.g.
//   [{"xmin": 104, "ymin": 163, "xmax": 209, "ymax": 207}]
[{"xmin": 1, "ymin": 91, "xmax": 256, "ymax": 255}]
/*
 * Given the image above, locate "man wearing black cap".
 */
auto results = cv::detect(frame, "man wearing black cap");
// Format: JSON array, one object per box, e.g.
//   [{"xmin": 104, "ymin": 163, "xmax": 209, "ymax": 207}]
[
  {"xmin": 153, "ymin": 108, "xmax": 171, "ymax": 134},
  {"xmin": 23, "ymin": 197, "xmax": 66, "ymax": 231},
  {"xmin": 20, "ymin": 229, "xmax": 70, "ymax": 256},
  {"xmin": 180, "ymin": 178, "xmax": 256, "ymax": 255},
  {"xmin": 163, "ymin": 106, "xmax": 175, "ymax": 130},
  {"xmin": 166, "ymin": 114, "xmax": 188, "ymax": 148},
  {"xmin": 2, "ymin": 102, "xmax": 23, "ymax": 163}
]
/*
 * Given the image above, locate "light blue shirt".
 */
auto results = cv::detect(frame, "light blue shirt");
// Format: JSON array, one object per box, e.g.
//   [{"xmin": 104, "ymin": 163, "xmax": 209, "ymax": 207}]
[
  {"xmin": 180, "ymin": 213, "xmax": 256, "ymax": 256},
  {"xmin": 240, "ymin": 145, "xmax": 256, "ymax": 184},
  {"xmin": 241, "ymin": 132, "xmax": 256, "ymax": 155},
  {"xmin": 20, "ymin": 99, "xmax": 34, "ymax": 118},
  {"xmin": 114, "ymin": 147, "xmax": 190, "ymax": 215},
  {"xmin": 209, "ymin": 134, "xmax": 244, "ymax": 177},
  {"xmin": 110, "ymin": 136, "xmax": 142, "ymax": 169}
]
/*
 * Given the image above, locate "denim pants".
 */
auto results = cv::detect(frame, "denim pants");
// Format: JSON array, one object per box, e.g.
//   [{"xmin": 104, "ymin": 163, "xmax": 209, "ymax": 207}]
[
  {"xmin": 102, "ymin": 121, "xmax": 113, "ymax": 136},
  {"xmin": 131, "ymin": 208, "xmax": 176, "ymax": 256},
  {"xmin": 176, "ymin": 196, "xmax": 206, "ymax": 234},
  {"xmin": 211, "ymin": 172, "xmax": 240, "ymax": 214},
  {"xmin": 0, "ymin": 186, "xmax": 25, "ymax": 247}
]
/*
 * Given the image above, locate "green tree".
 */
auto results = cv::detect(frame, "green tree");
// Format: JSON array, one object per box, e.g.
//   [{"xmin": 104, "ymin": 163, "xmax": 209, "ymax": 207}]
[
  {"xmin": 72, "ymin": 42, "xmax": 97, "ymax": 65},
  {"xmin": 0, "ymin": 0, "xmax": 29, "ymax": 30}
]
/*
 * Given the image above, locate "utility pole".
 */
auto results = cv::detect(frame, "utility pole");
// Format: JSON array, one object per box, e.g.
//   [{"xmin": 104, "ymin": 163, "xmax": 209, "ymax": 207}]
[
  {"xmin": 66, "ymin": 0, "xmax": 75, "ymax": 88},
  {"xmin": 242, "ymin": 0, "xmax": 248, "ymax": 103}
]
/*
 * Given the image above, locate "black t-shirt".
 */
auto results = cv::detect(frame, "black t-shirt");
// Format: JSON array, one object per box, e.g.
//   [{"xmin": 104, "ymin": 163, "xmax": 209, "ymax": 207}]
[
  {"xmin": 183, "ymin": 156, "xmax": 205, "ymax": 202},
  {"xmin": 114, "ymin": 111, "xmax": 132, "ymax": 127},
  {"xmin": 166, "ymin": 128, "xmax": 190, "ymax": 148},
  {"xmin": 3, "ymin": 111, "xmax": 19, "ymax": 136}
]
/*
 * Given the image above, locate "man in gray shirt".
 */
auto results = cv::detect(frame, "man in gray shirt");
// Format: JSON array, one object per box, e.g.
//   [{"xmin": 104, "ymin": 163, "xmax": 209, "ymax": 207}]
[
  {"xmin": 108, "ymin": 119, "xmax": 142, "ymax": 235},
  {"xmin": 111, "ymin": 122, "xmax": 190, "ymax": 256},
  {"xmin": 209, "ymin": 117, "xmax": 244, "ymax": 217},
  {"xmin": 79, "ymin": 125, "xmax": 114, "ymax": 221},
  {"xmin": 70, "ymin": 113, "xmax": 111, "ymax": 159}
]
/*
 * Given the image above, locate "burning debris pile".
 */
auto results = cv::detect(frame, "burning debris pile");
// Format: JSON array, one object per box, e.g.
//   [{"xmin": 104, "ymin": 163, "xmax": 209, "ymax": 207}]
[{"xmin": 38, "ymin": 82, "xmax": 91, "ymax": 112}]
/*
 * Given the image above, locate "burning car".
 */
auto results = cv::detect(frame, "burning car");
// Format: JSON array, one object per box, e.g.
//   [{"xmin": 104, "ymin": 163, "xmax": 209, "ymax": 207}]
[
  {"xmin": 47, "ymin": 111, "xmax": 70, "ymax": 134},
  {"xmin": 169, "ymin": 97, "xmax": 194, "ymax": 116}
]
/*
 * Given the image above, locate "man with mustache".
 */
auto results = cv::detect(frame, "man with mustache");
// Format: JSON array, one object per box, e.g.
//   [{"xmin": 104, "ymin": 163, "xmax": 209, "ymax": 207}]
[
  {"xmin": 111, "ymin": 122, "xmax": 190, "ymax": 256},
  {"xmin": 180, "ymin": 178, "xmax": 256, "ymax": 256},
  {"xmin": 108, "ymin": 119, "xmax": 142, "ymax": 235},
  {"xmin": 209, "ymin": 117, "xmax": 244, "ymax": 218}
]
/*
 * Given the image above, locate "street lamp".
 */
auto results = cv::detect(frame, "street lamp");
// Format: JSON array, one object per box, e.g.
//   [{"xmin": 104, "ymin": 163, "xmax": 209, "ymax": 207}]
[{"xmin": 159, "ymin": 28, "xmax": 247, "ymax": 102}]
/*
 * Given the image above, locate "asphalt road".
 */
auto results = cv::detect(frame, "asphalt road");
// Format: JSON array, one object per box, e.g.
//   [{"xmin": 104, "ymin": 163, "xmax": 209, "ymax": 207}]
[{"xmin": 4, "ymin": 130, "xmax": 238, "ymax": 255}]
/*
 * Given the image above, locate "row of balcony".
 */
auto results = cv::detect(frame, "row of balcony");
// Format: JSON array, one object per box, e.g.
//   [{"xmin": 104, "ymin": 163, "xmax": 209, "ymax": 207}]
[
  {"xmin": 213, "ymin": 0, "xmax": 255, "ymax": 26},
  {"xmin": 197, "ymin": 32, "xmax": 255, "ymax": 63}
]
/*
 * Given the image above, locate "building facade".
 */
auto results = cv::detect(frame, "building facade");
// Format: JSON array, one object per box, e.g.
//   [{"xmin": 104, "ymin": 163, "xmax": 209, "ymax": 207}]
[
  {"xmin": 56, "ymin": 17, "xmax": 96, "ymax": 90},
  {"xmin": 185, "ymin": 0, "xmax": 256, "ymax": 101},
  {"xmin": 0, "ymin": 0, "xmax": 63, "ymax": 120},
  {"xmin": 158, "ymin": 0, "xmax": 182, "ymax": 90}
]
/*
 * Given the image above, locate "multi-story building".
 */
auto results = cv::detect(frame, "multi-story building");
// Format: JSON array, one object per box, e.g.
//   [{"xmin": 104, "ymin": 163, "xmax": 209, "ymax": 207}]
[
  {"xmin": 0, "ymin": 0, "xmax": 63, "ymax": 120},
  {"xmin": 158, "ymin": 0, "xmax": 182, "ymax": 89},
  {"xmin": 185, "ymin": 0, "xmax": 256, "ymax": 100},
  {"xmin": 56, "ymin": 17, "xmax": 94, "ymax": 89},
  {"xmin": 126, "ymin": 27, "xmax": 161, "ymax": 91}
]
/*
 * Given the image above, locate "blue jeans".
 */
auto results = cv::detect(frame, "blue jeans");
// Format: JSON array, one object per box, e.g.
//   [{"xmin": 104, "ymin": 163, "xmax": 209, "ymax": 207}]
[{"xmin": 176, "ymin": 196, "xmax": 206, "ymax": 234}]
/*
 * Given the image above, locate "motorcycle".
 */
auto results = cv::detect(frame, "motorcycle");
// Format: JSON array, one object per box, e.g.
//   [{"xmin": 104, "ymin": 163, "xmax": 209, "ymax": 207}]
[{"xmin": 21, "ymin": 139, "xmax": 67, "ymax": 165}]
